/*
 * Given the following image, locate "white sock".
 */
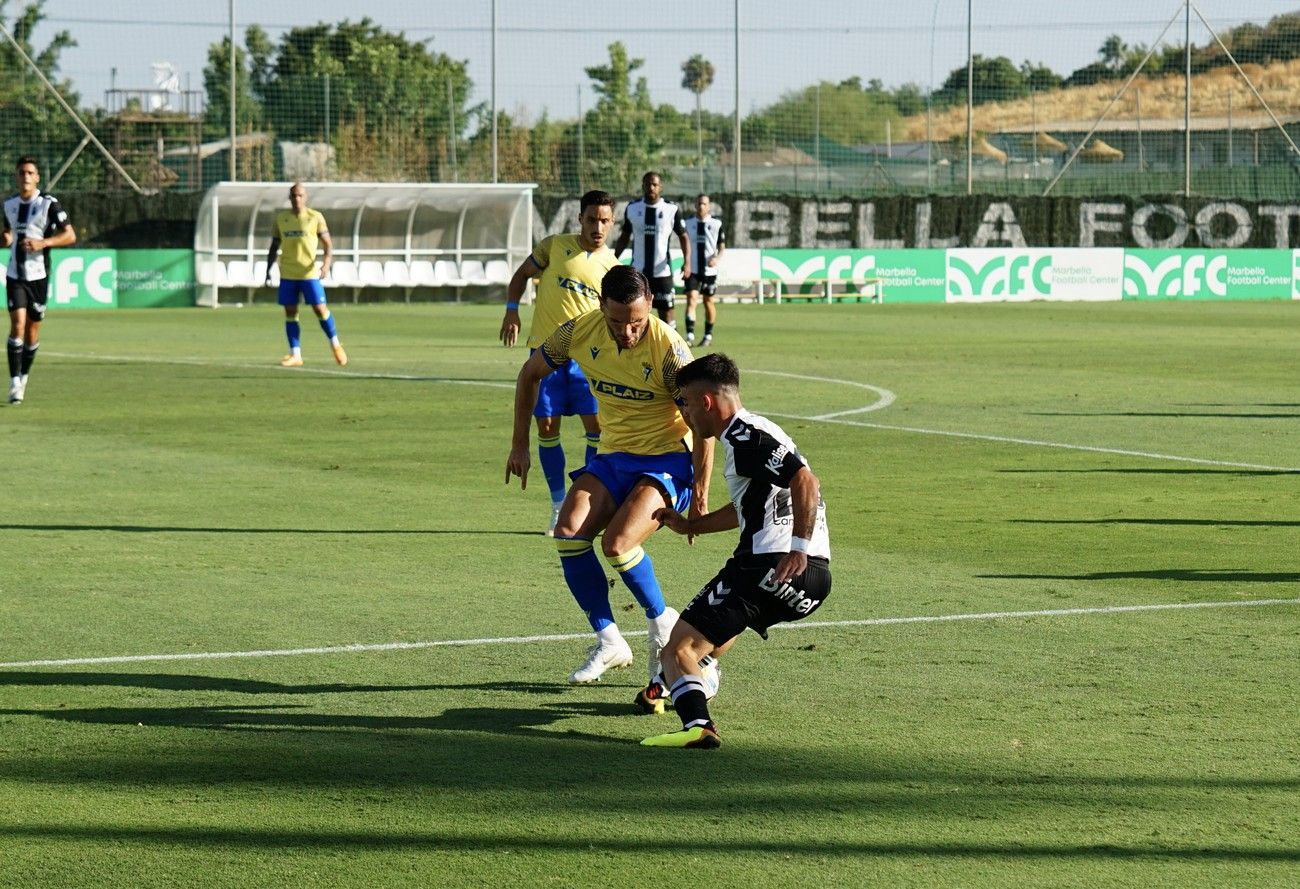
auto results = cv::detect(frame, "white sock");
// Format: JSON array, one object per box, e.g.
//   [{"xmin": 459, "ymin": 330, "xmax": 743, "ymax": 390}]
[{"xmin": 596, "ymin": 625, "xmax": 623, "ymax": 647}]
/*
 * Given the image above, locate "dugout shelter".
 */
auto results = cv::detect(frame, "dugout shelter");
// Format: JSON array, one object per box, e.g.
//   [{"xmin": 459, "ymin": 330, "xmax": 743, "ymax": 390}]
[{"xmin": 194, "ymin": 181, "xmax": 535, "ymax": 306}]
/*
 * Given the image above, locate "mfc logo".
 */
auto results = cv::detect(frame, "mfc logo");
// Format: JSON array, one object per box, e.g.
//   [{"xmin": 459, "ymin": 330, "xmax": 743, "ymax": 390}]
[
  {"xmin": 53, "ymin": 254, "xmax": 116, "ymax": 307},
  {"xmin": 1123, "ymin": 254, "xmax": 1227, "ymax": 298},
  {"xmin": 947, "ymin": 253, "xmax": 1051, "ymax": 298}
]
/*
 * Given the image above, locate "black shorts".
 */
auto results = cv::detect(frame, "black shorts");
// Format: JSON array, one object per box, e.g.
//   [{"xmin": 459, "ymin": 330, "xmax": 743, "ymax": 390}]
[
  {"xmin": 648, "ymin": 274, "xmax": 675, "ymax": 310},
  {"xmin": 684, "ymin": 274, "xmax": 718, "ymax": 297},
  {"xmin": 680, "ymin": 553, "xmax": 832, "ymax": 646},
  {"xmin": 6, "ymin": 278, "xmax": 49, "ymax": 321}
]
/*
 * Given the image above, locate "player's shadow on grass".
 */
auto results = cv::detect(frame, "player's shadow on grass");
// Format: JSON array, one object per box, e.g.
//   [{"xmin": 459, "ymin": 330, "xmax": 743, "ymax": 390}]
[
  {"xmin": 980, "ymin": 568, "xmax": 1300, "ymax": 582},
  {"xmin": 0, "ymin": 672, "xmax": 571, "ymax": 696},
  {"xmin": 1011, "ymin": 517, "xmax": 1300, "ymax": 527},
  {"xmin": 0, "ymin": 522, "xmax": 538, "ymax": 536},
  {"xmin": 0, "ymin": 701, "xmax": 628, "ymax": 745}
]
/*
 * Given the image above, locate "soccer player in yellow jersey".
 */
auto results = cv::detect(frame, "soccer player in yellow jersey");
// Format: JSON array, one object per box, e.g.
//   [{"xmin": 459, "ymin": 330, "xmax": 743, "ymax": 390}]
[
  {"xmin": 264, "ymin": 182, "xmax": 347, "ymax": 367},
  {"xmin": 500, "ymin": 190, "xmax": 618, "ymax": 534},
  {"xmin": 507, "ymin": 266, "xmax": 713, "ymax": 689}
]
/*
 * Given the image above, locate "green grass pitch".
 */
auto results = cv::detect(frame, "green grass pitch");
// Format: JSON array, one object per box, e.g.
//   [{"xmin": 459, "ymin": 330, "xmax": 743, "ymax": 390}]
[{"xmin": 0, "ymin": 300, "xmax": 1296, "ymax": 887}]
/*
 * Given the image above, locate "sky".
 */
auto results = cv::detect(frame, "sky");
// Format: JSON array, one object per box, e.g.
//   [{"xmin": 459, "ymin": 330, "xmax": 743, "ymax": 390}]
[{"xmin": 27, "ymin": 1, "xmax": 1300, "ymax": 120}]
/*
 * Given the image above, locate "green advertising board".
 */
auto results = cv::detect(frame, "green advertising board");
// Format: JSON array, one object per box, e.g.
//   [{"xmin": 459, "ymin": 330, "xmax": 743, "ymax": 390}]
[
  {"xmin": 0, "ymin": 248, "xmax": 194, "ymax": 308},
  {"xmin": 1122, "ymin": 249, "xmax": 1293, "ymax": 300},
  {"xmin": 115, "ymin": 249, "xmax": 196, "ymax": 308},
  {"xmin": 759, "ymin": 249, "xmax": 946, "ymax": 303}
]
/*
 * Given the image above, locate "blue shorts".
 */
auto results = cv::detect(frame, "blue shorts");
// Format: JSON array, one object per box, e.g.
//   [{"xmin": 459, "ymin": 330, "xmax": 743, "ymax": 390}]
[
  {"xmin": 534, "ymin": 354, "xmax": 598, "ymax": 419},
  {"xmin": 278, "ymin": 278, "xmax": 327, "ymax": 306},
  {"xmin": 574, "ymin": 451, "xmax": 693, "ymax": 513}
]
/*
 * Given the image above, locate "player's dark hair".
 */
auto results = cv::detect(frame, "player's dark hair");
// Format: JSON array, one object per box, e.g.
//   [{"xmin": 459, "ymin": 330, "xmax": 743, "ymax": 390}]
[
  {"xmin": 642, "ymin": 171, "xmax": 660, "ymax": 183},
  {"xmin": 696, "ymin": 193, "xmax": 710, "ymax": 202},
  {"xmin": 676, "ymin": 352, "xmax": 740, "ymax": 392},
  {"xmin": 579, "ymin": 190, "xmax": 614, "ymax": 213},
  {"xmin": 15, "ymin": 155, "xmax": 38, "ymax": 172},
  {"xmin": 601, "ymin": 265, "xmax": 652, "ymax": 305}
]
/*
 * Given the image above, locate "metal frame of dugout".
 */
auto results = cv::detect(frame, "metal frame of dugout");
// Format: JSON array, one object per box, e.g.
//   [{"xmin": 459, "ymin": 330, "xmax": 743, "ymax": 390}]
[{"xmin": 194, "ymin": 181, "xmax": 536, "ymax": 307}]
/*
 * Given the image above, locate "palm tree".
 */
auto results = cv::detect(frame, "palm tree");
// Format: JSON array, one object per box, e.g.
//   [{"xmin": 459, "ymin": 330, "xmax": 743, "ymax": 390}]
[{"xmin": 681, "ymin": 54, "xmax": 715, "ymax": 190}]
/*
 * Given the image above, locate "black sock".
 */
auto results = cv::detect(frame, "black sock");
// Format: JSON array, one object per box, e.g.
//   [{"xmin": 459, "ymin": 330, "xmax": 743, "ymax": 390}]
[
  {"xmin": 704, "ymin": 321, "xmax": 714, "ymax": 338},
  {"xmin": 685, "ymin": 315, "xmax": 695, "ymax": 336},
  {"xmin": 20, "ymin": 342, "xmax": 38, "ymax": 375},
  {"xmin": 669, "ymin": 675, "xmax": 712, "ymax": 730},
  {"xmin": 6, "ymin": 338, "xmax": 21, "ymax": 378}
]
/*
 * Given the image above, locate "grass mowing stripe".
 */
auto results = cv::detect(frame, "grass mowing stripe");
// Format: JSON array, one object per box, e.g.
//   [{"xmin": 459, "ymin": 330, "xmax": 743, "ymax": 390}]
[
  {"xmin": 4, "ymin": 597, "xmax": 1295, "ymax": 670},
  {"xmin": 49, "ymin": 349, "xmax": 1294, "ymax": 471}
]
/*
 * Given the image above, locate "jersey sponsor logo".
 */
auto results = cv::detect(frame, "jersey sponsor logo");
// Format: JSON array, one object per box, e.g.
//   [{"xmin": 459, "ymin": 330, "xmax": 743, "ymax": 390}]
[
  {"xmin": 556, "ymin": 275, "xmax": 599, "ymax": 300},
  {"xmin": 590, "ymin": 378, "xmax": 654, "ymax": 400},
  {"xmin": 641, "ymin": 362, "xmax": 653, "ymax": 381},
  {"xmin": 728, "ymin": 426, "xmax": 752, "ymax": 443},
  {"xmin": 764, "ymin": 444, "xmax": 790, "ymax": 474},
  {"xmin": 590, "ymin": 347, "xmax": 601, "ymax": 359},
  {"xmin": 707, "ymin": 581, "xmax": 731, "ymax": 606},
  {"xmin": 759, "ymin": 569, "xmax": 822, "ymax": 614}
]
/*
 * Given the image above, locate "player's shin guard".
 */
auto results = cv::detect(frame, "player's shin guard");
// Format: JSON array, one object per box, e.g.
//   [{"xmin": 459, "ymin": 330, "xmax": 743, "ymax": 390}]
[
  {"xmin": 669, "ymin": 674, "xmax": 712, "ymax": 730},
  {"xmin": 20, "ymin": 341, "xmax": 38, "ymax": 375},
  {"xmin": 537, "ymin": 435, "xmax": 567, "ymax": 505},
  {"xmin": 285, "ymin": 320, "xmax": 301, "ymax": 350},
  {"xmin": 556, "ymin": 536, "xmax": 615, "ymax": 631},
  {"xmin": 7, "ymin": 338, "xmax": 21, "ymax": 378},
  {"xmin": 606, "ymin": 546, "xmax": 666, "ymax": 618},
  {"xmin": 318, "ymin": 310, "xmax": 338, "ymax": 340},
  {"xmin": 584, "ymin": 432, "xmax": 600, "ymax": 466}
]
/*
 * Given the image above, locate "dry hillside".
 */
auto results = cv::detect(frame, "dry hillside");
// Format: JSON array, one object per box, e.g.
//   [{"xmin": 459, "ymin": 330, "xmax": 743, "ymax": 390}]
[{"xmin": 901, "ymin": 58, "xmax": 1300, "ymax": 140}]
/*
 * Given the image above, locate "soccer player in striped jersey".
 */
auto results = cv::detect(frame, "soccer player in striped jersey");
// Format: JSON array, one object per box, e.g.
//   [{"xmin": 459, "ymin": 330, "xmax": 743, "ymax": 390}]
[
  {"xmin": 682, "ymin": 193, "xmax": 725, "ymax": 346},
  {"xmin": 643, "ymin": 352, "xmax": 832, "ymax": 749},
  {"xmin": 4, "ymin": 156, "xmax": 77, "ymax": 405},
  {"xmin": 506, "ymin": 266, "xmax": 713, "ymax": 688},
  {"xmin": 613, "ymin": 172, "xmax": 690, "ymax": 329},
  {"xmin": 265, "ymin": 183, "xmax": 347, "ymax": 368},
  {"xmin": 500, "ymin": 190, "xmax": 618, "ymax": 534}
]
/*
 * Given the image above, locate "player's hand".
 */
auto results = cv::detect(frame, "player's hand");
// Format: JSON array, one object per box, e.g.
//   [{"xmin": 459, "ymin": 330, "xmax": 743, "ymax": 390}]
[
  {"xmin": 707, "ymin": 256, "xmax": 719, "ymax": 267},
  {"xmin": 21, "ymin": 237, "xmax": 42, "ymax": 251},
  {"xmin": 505, "ymin": 445, "xmax": 530, "ymax": 489},
  {"xmin": 653, "ymin": 507, "xmax": 690, "ymax": 536},
  {"xmin": 500, "ymin": 312, "xmax": 520, "ymax": 347},
  {"xmin": 771, "ymin": 551, "xmax": 808, "ymax": 586}
]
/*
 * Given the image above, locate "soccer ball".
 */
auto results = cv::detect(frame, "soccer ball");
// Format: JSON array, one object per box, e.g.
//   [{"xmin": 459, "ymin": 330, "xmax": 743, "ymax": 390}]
[{"xmin": 700, "ymin": 658, "xmax": 721, "ymax": 701}]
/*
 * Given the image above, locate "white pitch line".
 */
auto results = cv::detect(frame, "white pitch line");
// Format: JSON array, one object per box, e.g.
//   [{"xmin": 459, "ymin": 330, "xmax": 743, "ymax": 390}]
[
  {"xmin": 47, "ymin": 351, "xmax": 1300, "ymax": 471},
  {"xmin": 2, "ymin": 597, "xmax": 1295, "ymax": 669}
]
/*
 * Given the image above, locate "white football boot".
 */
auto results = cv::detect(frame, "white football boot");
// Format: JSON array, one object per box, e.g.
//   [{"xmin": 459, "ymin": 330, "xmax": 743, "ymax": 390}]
[{"xmin": 569, "ymin": 637, "xmax": 634, "ymax": 683}]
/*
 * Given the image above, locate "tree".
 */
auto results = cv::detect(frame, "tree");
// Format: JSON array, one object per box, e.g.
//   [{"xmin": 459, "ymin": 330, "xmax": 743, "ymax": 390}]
[
  {"xmin": 581, "ymin": 42, "xmax": 663, "ymax": 192},
  {"xmin": 1099, "ymin": 34, "xmax": 1128, "ymax": 72},
  {"xmin": 935, "ymin": 55, "xmax": 1028, "ymax": 106},
  {"xmin": 204, "ymin": 17, "xmax": 473, "ymax": 181},
  {"xmin": 0, "ymin": 0, "xmax": 85, "ymax": 183},
  {"xmin": 681, "ymin": 53, "xmax": 715, "ymax": 189}
]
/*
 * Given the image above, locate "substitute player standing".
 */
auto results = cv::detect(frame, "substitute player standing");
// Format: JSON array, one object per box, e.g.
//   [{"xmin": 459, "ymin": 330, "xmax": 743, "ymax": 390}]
[
  {"xmin": 613, "ymin": 172, "xmax": 690, "ymax": 329},
  {"xmin": 682, "ymin": 193, "xmax": 725, "ymax": 346},
  {"xmin": 500, "ymin": 190, "xmax": 618, "ymax": 534},
  {"xmin": 3, "ymin": 155, "xmax": 76, "ymax": 405},
  {"xmin": 265, "ymin": 182, "xmax": 347, "ymax": 367},
  {"xmin": 644, "ymin": 352, "xmax": 831, "ymax": 749}
]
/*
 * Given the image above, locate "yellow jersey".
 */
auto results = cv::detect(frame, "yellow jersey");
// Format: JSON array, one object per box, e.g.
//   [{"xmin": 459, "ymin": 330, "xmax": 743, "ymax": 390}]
[
  {"xmin": 272, "ymin": 208, "xmax": 328, "ymax": 280},
  {"xmin": 526, "ymin": 233, "xmax": 618, "ymax": 348},
  {"xmin": 541, "ymin": 310, "xmax": 694, "ymax": 455}
]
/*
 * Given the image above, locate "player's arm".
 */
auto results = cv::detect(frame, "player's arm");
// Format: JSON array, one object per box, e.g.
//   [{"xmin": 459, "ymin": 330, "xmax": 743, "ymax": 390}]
[
  {"xmin": 771, "ymin": 466, "xmax": 821, "ymax": 585},
  {"xmin": 1, "ymin": 223, "xmax": 11, "ymax": 249},
  {"xmin": 265, "ymin": 227, "xmax": 280, "ymax": 284},
  {"xmin": 505, "ymin": 346, "xmax": 559, "ymax": 489},
  {"xmin": 27, "ymin": 210, "xmax": 76, "ymax": 251},
  {"xmin": 654, "ymin": 501, "xmax": 737, "ymax": 537},
  {"xmin": 675, "ymin": 209, "xmax": 691, "ymax": 277},
  {"xmin": 317, "ymin": 228, "xmax": 333, "ymax": 281},
  {"xmin": 613, "ymin": 212, "xmax": 632, "ymax": 257},
  {"xmin": 687, "ymin": 431, "xmax": 714, "ymax": 544},
  {"xmin": 710, "ymin": 226, "xmax": 726, "ymax": 268},
  {"xmin": 501, "ymin": 253, "xmax": 542, "ymax": 347}
]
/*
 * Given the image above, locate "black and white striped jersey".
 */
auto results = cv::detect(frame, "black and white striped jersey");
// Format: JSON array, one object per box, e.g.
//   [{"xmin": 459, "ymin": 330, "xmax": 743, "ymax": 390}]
[
  {"xmin": 720, "ymin": 408, "xmax": 831, "ymax": 559},
  {"xmin": 3, "ymin": 191, "xmax": 70, "ymax": 281},
  {"xmin": 621, "ymin": 198, "xmax": 685, "ymax": 278},
  {"xmin": 683, "ymin": 216, "xmax": 725, "ymax": 278}
]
